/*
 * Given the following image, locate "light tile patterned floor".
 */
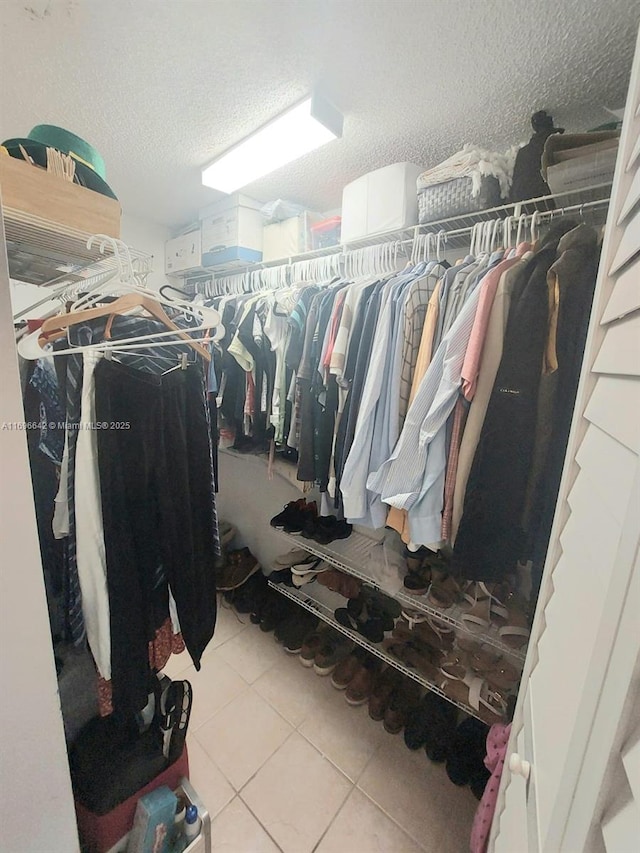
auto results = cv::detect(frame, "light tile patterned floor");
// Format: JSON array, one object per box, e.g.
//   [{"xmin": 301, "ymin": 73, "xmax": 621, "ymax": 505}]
[{"xmin": 162, "ymin": 604, "xmax": 478, "ymax": 853}]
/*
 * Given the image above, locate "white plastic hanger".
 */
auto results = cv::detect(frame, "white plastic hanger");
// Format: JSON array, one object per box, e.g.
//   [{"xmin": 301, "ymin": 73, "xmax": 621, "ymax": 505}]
[{"xmin": 530, "ymin": 210, "xmax": 541, "ymax": 244}]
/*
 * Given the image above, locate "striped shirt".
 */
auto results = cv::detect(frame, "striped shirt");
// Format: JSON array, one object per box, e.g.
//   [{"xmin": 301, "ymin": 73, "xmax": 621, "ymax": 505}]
[{"xmin": 366, "ymin": 283, "xmax": 482, "ymax": 544}]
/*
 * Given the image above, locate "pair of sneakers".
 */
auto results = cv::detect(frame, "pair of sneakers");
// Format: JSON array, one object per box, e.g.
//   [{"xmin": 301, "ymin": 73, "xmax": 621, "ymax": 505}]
[
  {"xmin": 299, "ymin": 626, "xmax": 354, "ymax": 675},
  {"xmin": 270, "ymin": 499, "xmax": 318, "ymax": 534}
]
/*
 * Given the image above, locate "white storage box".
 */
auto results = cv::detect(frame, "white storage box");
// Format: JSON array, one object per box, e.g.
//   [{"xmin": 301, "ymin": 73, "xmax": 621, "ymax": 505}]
[
  {"xmin": 262, "ymin": 211, "xmax": 322, "ymax": 262},
  {"xmin": 165, "ymin": 230, "xmax": 202, "ymax": 275},
  {"xmin": 200, "ymin": 193, "xmax": 263, "ymax": 265},
  {"xmin": 341, "ymin": 162, "xmax": 422, "ymax": 243},
  {"xmin": 545, "ymin": 146, "xmax": 618, "ymax": 195}
]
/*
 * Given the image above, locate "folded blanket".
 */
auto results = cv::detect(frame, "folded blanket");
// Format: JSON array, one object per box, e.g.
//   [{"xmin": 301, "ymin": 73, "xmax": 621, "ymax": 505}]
[{"xmin": 417, "ymin": 144, "xmax": 518, "ymax": 199}]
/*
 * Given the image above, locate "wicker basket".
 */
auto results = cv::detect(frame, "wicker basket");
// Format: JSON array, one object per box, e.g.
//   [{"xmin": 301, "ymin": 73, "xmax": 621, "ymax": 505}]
[{"xmin": 418, "ymin": 175, "xmax": 502, "ymax": 224}]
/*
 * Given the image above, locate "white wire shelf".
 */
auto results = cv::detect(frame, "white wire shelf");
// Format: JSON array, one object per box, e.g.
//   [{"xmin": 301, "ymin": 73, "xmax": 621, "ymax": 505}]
[
  {"xmin": 4, "ymin": 207, "xmax": 152, "ymax": 287},
  {"xmin": 268, "ymin": 578, "xmax": 508, "ymax": 723},
  {"xmin": 275, "ymin": 528, "xmax": 526, "ymax": 665},
  {"xmin": 180, "ymin": 182, "xmax": 612, "ymax": 284}
]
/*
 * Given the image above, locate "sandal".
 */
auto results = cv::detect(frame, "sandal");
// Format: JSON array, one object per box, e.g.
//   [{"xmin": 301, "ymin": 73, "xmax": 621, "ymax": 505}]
[
  {"xmin": 160, "ymin": 679, "xmax": 193, "ymax": 764},
  {"xmin": 398, "ymin": 610, "xmax": 455, "ymax": 650},
  {"xmin": 440, "ymin": 673, "xmax": 508, "ymax": 724},
  {"xmin": 498, "ymin": 609, "xmax": 530, "ymax": 649},
  {"xmin": 456, "ymin": 636, "xmax": 502, "ymax": 671},
  {"xmin": 383, "ymin": 639, "xmax": 440, "ymax": 681},
  {"xmin": 403, "ymin": 565, "xmax": 431, "ymax": 595},
  {"xmin": 439, "ymin": 649, "xmax": 468, "ymax": 681},
  {"xmin": 426, "ymin": 573, "xmax": 460, "ymax": 610}
]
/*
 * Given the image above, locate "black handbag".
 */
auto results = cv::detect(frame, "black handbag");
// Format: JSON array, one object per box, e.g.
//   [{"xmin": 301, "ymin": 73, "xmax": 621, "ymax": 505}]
[{"xmin": 70, "ymin": 677, "xmax": 192, "ymax": 815}]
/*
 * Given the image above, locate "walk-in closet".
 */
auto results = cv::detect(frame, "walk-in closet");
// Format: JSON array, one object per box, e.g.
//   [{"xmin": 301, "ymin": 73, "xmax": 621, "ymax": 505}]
[{"xmin": 1, "ymin": 2, "xmax": 639, "ymax": 852}]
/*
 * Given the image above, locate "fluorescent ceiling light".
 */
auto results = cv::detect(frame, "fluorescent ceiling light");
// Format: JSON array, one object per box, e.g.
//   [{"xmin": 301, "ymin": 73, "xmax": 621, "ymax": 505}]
[{"xmin": 201, "ymin": 94, "xmax": 343, "ymax": 194}]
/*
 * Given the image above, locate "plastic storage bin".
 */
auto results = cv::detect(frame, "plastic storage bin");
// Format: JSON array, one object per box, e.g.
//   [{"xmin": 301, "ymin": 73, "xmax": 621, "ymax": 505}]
[
  {"xmin": 340, "ymin": 162, "xmax": 422, "ymax": 243},
  {"xmin": 199, "ymin": 193, "xmax": 263, "ymax": 267},
  {"xmin": 262, "ymin": 211, "xmax": 322, "ymax": 261},
  {"xmin": 310, "ymin": 216, "xmax": 341, "ymax": 249}
]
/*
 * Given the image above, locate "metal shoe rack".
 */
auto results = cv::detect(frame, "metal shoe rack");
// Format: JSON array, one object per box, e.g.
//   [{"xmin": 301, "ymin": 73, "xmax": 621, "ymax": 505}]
[
  {"xmin": 267, "ymin": 579, "xmax": 493, "ymax": 722},
  {"xmin": 268, "ymin": 529, "xmax": 526, "ymax": 723},
  {"xmin": 274, "ymin": 529, "xmax": 525, "ymax": 662}
]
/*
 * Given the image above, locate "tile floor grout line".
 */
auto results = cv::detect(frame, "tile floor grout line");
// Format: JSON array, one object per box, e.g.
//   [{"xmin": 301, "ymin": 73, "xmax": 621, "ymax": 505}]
[
  {"xmin": 310, "ymin": 782, "xmax": 358, "ymax": 853},
  {"xmin": 236, "ymin": 725, "xmax": 355, "ymax": 852},
  {"xmin": 235, "ymin": 726, "xmax": 299, "ymax": 795},
  {"xmin": 294, "ymin": 725, "xmax": 363, "ymax": 785},
  {"xmin": 353, "ymin": 783, "xmax": 434, "ymax": 853},
  {"xmin": 191, "ymin": 682, "xmax": 252, "ymax": 735},
  {"xmin": 233, "ymin": 793, "xmax": 286, "ymax": 853}
]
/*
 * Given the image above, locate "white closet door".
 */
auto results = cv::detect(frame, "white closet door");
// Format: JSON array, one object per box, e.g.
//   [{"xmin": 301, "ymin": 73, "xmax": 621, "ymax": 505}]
[{"xmin": 491, "ymin": 26, "xmax": 640, "ymax": 853}]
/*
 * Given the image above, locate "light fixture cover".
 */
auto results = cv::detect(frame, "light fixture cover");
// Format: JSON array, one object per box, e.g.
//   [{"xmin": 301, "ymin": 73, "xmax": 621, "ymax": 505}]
[{"xmin": 202, "ymin": 94, "xmax": 343, "ymax": 194}]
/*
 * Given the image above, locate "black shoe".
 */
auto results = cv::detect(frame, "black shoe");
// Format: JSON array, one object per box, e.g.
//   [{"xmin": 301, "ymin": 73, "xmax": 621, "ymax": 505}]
[
  {"xmin": 260, "ymin": 595, "xmax": 296, "ymax": 633},
  {"xmin": 276, "ymin": 612, "xmax": 319, "ymax": 652},
  {"xmin": 224, "ymin": 571, "xmax": 267, "ymax": 614},
  {"xmin": 404, "ymin": 693, "xmax": 438, "ymax": 750},
  {"xmin": 469, "ymin": 766, "xmax": 491, "ymax": 800},
  {"xmin": 285, "ymin": 501, "xmax": 318, "ymax": 534},
  {"xmin": 445, "ymin": 718, "xmax": 489, "ymax": 786},
  {"xmin": 303, "ymin": 515, "xmax": 352, "ymax": 545},
  {"xmin": 335, "ymin": 605, "xmax": 387, "ymax": 644},
  {"xmin": 270, "ymin": 499, "xmax": 307, "ymax": 530},
  {"xmin": 423, "ymin": 695, "xmax": 458, "ymax": 762}
]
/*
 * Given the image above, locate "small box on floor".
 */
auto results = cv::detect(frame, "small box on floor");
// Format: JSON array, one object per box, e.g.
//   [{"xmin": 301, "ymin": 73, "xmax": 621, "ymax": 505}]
[{"xmin": 127, "ymin": 787, "xmax": 177, "ymax": 853}]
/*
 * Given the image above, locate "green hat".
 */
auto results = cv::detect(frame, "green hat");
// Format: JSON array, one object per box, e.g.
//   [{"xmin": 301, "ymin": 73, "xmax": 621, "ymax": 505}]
[{"xmin": 2, "ymin": 124, "xmax": 117, "ymax": 199}]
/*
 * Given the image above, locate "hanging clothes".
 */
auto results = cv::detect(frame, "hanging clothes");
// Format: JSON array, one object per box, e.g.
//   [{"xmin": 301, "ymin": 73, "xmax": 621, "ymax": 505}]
[
  {"xmin": 452, "ymin": 221, "xmax": 578, "ymax": 582},
  {"xmin": 95, "ymin": 358, "xmax": 218, "ymax": 715}
]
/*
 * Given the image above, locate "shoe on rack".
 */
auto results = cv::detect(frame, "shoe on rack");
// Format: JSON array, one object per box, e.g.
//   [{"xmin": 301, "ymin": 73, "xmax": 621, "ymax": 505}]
[
  {"xmin": 445, "ymin": 718, "xmax": 490, "ymax": 786},
  {"xmin": 223, "ymin": 570, "xmax": 267, "ymax": 613},
  {"xmin": 330, "ymin": 649, "xmax": 368, "ymax": 689},
  {"xmin": 217, "ymin": 547, "xmax": 261, "ymax": 591},
  {"xmin": 317, "ymin": 569, "xmax": 361, "ymax": 599},
  {"xmin": 302, "ymin": 515, "xmax": 353, "ymax": 545},
  {"xmin": 218, "ymin": 520, "xmax": 237, "ymax": 550},
  {"xmin": 335, "ymin": 606, "xmax": 387, "ymax": 644},
  {"xmin": 345, "ymin": 657, "xmax": 382, "ymax": 706},
  {"xmin": 424, "ymin": 697, "xmax": 458, "ymax": 763},
  {"xmin": 469, "ymin": 765, "xmax": 492, "ymax": 801},
  {"xmin": 273, "ymin": 548, "xmax": 315, "ymax": 568},
  {"xmin": 368, "ymin": 667, "xmax": 403, "ymax": 721},
  {"xmin": 299, "ymin": 626, "xmax": 331, "ymax": 667},
  {"xmin": 383, "ymin": 680, "xmax": 421, "ymax": 734},
  {"xmin": 270, "ymin": 499, "xmax": 307, "ymax": 530},
  {"xmin": 277, "ymin": 611, "xmax": 320, "ymax": 653},
  {"xmin": 403, "ymin": 566, "xmax": 431, "ymax": 596},
  {"xmin": 286, "ymin": 501, "xmax": 318, "ymax": 535},
  {"xmin": 268, "ymin": 568, "xmax": 294, "ymax": 586},
  {"xmin": 259, "ymin": 594, "xmax": 297, "ymax": 633},
  {"xmin": 290, "ymin": 557, "xmax": 325, "ymax": 576},
  {"xmin": 313, "ymin": 633, "xmax": 355, "ymax": 676},
  {"xmin": 403, "ymin": 692, "xmax": 436, "ymax": 750}
]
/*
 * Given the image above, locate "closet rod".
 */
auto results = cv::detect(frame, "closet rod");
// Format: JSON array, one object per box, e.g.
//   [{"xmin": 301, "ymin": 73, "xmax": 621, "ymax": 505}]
[{"xmin": 199, "ymin": 196, "xmax": 610, "ymax": 295}]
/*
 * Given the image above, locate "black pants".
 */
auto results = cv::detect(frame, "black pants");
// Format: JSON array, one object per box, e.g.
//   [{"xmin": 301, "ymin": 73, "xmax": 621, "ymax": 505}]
[{"xmin": 95, "ymin": 360, "xmax": 218, "ymax": 715}]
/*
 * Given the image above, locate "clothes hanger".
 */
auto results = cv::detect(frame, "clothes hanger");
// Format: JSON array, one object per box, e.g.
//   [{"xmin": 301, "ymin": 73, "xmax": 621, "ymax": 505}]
[
  {"xmin": 37, "ymin": 292, "xmax": 213, "ymax": 360},
  {"xmin": 530, "ymin": 210, "xmax": 541, "ymax": 244}
]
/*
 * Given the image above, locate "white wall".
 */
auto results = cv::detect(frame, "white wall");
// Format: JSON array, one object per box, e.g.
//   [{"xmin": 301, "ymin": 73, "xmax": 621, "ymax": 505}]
[
  {"xmin": 120, "ymin": 211, "xmax": 170, "ymax": 291},
  {"xmin": 216, "ymin": 450, "xmax": 313, "ymax": 569},
  {"xmin": 0, "ymin": 212, "xmax": 79, "ymax": 851}
]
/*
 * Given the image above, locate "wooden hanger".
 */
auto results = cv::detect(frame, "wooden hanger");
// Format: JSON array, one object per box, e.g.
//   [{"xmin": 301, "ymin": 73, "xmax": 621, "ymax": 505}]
[{"xmin": 38, "ymin": 292, "xmax": 211, "ymax": 361}]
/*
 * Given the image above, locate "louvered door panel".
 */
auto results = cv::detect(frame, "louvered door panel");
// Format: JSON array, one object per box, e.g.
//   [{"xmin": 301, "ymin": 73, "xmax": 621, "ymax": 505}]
[
  {"xmin": 592, "ymin": 312, "xmax": 640, "ymax": 375},
  {"xmin": 491, "ymin": 28, "xmax": 640, "ymax": 853},
  {"xmin": 600, "ymin": 258, "xmax": 640, "ymax": 323},
  {"xmin": 584, "ymin": 374, "xmax": 640, "ymax": 451}
]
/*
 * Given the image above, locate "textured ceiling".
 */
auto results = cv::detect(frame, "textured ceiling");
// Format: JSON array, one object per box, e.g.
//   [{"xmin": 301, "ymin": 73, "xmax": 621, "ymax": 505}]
[{"xmin": 0, "ymin": 0, "xmax": 637, "ymax": 229}]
